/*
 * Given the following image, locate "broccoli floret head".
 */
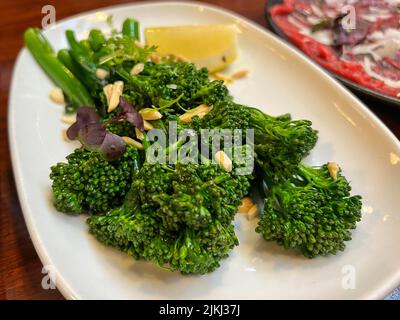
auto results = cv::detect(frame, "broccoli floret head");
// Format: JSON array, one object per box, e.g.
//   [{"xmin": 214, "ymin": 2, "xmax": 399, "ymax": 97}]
[
  {"xmin": 113, "ymin": 60, "xmax": 230, "ymax": 112},
  {"xmin": 50, "ymin": 146, "xmax": 140, "ymax": 214},
  {"xmin": 139, "ymin": 219, "xmax": 238, "ymax": 274},
  {"xmin": 256, "ymin": 163, "xmax": 362, "ymax": 258},
  {"xmin": 193, "ymin": 101, "xmax": 318, "ymax": 181},
  {"xmin": 87, "ymin": 205, "xmax": 160, "ymax": 258},
  {"xmin": 197, "ymin": 100, "xmax": 251, "ymax": 131},
  {"xmin": 168, "ymin": 221, "xmax": 238, "ymax": 274},
  {"xmin": 190, "ymin": 79, "xmax": 230, "ymax": 107},
  {"xmin": 131, "ymin": 162, "xmax": 252, "ymax": 231},
  {"xmin": 87, "ymin": 204, "xmax": 238, "ymax": 274},
  {"xmin": 248, "ymin": 105, "xmax": 318, "ymax": 181},
  {"xmin": 90, "ymin": 160, "xmax": 250, "ymax": 274}
]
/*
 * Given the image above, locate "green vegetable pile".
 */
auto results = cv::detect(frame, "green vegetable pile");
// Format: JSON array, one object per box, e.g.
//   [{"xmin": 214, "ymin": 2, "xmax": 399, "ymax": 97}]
[
  {"xmin": 87, "ymin": 162, "xmax": 249, "ymax": 273},
  {"xmin": 24, "ymin": 17, "xmax": 362, "ymax": 274}
]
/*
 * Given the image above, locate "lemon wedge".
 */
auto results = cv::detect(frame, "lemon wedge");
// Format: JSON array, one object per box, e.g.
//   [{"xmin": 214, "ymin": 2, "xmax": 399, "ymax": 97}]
[{"xmin": 144, "ymin": 24, "xmax": 239, "ymax": 73}]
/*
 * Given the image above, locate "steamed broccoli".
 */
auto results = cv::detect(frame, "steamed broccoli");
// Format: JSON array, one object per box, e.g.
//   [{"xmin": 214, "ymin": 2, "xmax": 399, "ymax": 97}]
[
  {"xmin": 87, "ymin": 159, "xmax": 250, "ymax": 274},
  {"xmin": 137, "ymin": 60, "xmax": 225, "ymax": 108},
  {"xmin": 113, "ymin": 60, "xmax": 230, "ymax": 112},
  {"xmin": 130, "ymin": 162, "xmax": 252, "ymax": 230},
  {"xmin": 167, "ymin": 221, "xmax": 238, "ymax": 274},
  {"xmin": 256, "ymin": 163, "xmax": 362, "ymax": 258},
  {"xmin": 50, "ymin": 146, "xmax": 140, "ymax": 214},
  {"xmin": 190, "ymin": 79, "xmax": 230, "ymax": 107},
  {"xmin": 87, "ymin": 205, "xmax": 161, "ymax": 258},
  {"xmin": 197, "ymin": 101, "xmax": 318, "ymax": 180},
  {"xmin": 88, "ymin": 205, "xmax": 238, "ymax": 274},
  {"xmin": 196, "ymin": 100, "xmax": 251, "ymax": 131},
  {"xmin": 250, "ymin": 108, "xmax": 318, "ymax": 181}
]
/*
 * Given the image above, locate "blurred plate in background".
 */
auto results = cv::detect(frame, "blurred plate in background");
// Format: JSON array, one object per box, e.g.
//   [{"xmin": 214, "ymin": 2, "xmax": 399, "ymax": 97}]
[{"xmin": 265, "ymin": 0, "xmax": 400, "ymax": 109}]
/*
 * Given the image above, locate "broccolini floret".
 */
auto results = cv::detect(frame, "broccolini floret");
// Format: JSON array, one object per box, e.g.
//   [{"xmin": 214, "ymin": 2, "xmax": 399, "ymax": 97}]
[
  {"xmin": 250, "ymin": 108, "xmax": 318, "ymax": 181},
  {"xmin": 113, "ymin": 60, "xmax": 230, "ymax": 112},
  {"xmin": 50, "ymin": 146, "xmax": 140, "ymax": 214},
  {"xmin": 130, "ymin": 162, "xmax": 252, "ymax": 230},
  {"xmin": 88, "ymin": 206, "xmax": 238, "ymax": 274},
  {"xmin": 197, "ymin": 101, "xmax": 318, "ymax": 180},
  {"xmin": 196, "ymin": 100, "xmax": 251, "ymax": 131},
  {"xmin": 167, "ymin": 221, "xmax": 238, "ymax": 274},
  {"xmin": 87, "ymin": 158, "xmax": 250, "ymax": 274},
  {"xmin": 87, "ymin": 205, "xmax": 160, "ymax": 258},
  {"xmin": 256, "ymin": 163, "xmax": 362, "ymax": 258}
]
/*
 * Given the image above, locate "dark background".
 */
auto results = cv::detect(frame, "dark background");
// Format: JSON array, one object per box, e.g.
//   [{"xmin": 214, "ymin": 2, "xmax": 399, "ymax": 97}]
[{"xmin": 1, "ymin": 0, "xmax": 399, "ymax": 299}]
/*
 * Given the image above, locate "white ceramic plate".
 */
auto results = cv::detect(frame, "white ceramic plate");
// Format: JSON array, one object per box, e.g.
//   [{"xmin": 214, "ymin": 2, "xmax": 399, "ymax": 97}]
[{"xmin": 9, "ymin": 1, "xmax": 400, "ymax": 300}]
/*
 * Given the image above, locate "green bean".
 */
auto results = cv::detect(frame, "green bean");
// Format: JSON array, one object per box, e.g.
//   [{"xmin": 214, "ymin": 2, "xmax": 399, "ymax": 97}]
[
  {"xmin": 66, "ymin": 30, "xmax": 97, "ymax": 72},
  {"xmin": 79, "ymin": 39, "xmax": 92, "ymax": 53},
  {"xmin": 57, "ymin": 49, "xmax": 96, "ymax": 89},
  {"xmin": 66, "ymin": 30, "xmax": 99, "ymax": 88},
  {"xmin": 88, "ymin": 29, "xmax": 106, "ymax": 51},
  {"xmin": 122, "ymin": 18, "xmax": 140, "ymax": 41},
  {"xmin": 24, "ymin": 28, "xmax": 94, "ymax": 107},
  {"xmin": 57, "ymin": 49, "xmax": 81, "ymax": 77}
]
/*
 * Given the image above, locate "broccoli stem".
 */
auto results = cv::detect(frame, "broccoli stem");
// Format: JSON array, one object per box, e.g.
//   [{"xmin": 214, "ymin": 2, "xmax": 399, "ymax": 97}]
[{"xmin": 24, "ymin": 28, "xmax": 94, "ymax": 107}]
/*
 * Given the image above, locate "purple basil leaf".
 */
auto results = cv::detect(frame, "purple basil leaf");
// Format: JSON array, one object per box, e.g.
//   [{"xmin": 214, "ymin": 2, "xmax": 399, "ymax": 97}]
[
  {"xmin": 66, "ymin": 107, "xmax": 100, "ymax": 140},
  {"xmin": 66, "ymin": 106, "xmax": 127, "ymax": 161},
  {"xmin": 78, "ymin": 123, "xmax": 106, "ymax": 147},
  {"xmin": 113, "ymin": 96, "xmax": 144, "ymax": 131},
  {"xmin": 66, "ymin": 122, "xmax": 80, "ymax": 140},
  {"xmin": 99, "ymin": 132, "xmax": 127, "ymax": 161},
  {"xmin": 76, "ymin": 106, "xmax": 100, "ymax": 124}
]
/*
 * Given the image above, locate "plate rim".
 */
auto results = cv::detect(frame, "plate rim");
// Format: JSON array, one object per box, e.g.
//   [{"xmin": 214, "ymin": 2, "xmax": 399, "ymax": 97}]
[{"xmin": 8, "ymin": 0, "xmax": 400, "ymax": 300}]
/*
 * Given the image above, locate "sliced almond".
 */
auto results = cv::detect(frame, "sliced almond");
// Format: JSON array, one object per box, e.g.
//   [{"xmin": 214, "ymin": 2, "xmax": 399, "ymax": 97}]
[
  {"xmin": 166, "ymin": 84, "xmax": 177, "ymax": 90},
  {"xmin": 212, "ymin": 72, "xmax": 233, "ymax": 84},
  {"xmin": 238, "ymin": 196, "xmax": 254, "ymax": 213},
  {"xmin": 134, "ymin": 40, "xmax": 144, "ymax": 48},
  {"xmin": 143, "ymin": 120, "xmax": 154, "ymax": 131},
  {"xmin": 104, "ymin": 81, "xmax": 124, "ymax": 113},
  {"xmin": 327, "ymin": 162, "xmax": 340, "ymax": 181},
  {"xmin": 95, "ymin": 68, "xmax": 109, "ymax": 80},
  {"xmin": 49, "ymin": 87, "xmax": 65, "ymax": 104},
  {"xmin": 135, "ymin": 128, "xmax": 144, "ymax": 140},
  {"xmin": 231, "ymin": 69, "xmax": 249, "ymax": 79},
  {"xmin": 130, "ymin": 62, "xmax": 145, "ymax": 75},
  {"xmin": 122, "ymin": 136, "xmax": 144, "ymax": 150},
  {"xmin": 139, "ymin": 108, "xmax": 163, "ymax": 120},
  {"xmin": 214, "ymin": 150, "xmax": 233, "ymax": 172},
  {"xmin": 175, "ymin": 54, "xmax": 190, "ymax": 63},
  {"xmin": 179, "ymin": 104, "xmax": 211, "ymax": 123},
  {"xmin": 112, "ymin": 81, "xmax": 124, "ymax": 108},
  {"xmin": 61, "ymin": 114, "xmax": 76, "ymax": 124},
  {"xmin": 149, "ymin": 53, "xmax": 161, "ymax": 64},
  {"xmin": 247, "ymin": 204, "xmax": 259, "ymax": 220},
  {"xmin": 103, "ymin": 83, "xmax": 113, "ymax": 99}
]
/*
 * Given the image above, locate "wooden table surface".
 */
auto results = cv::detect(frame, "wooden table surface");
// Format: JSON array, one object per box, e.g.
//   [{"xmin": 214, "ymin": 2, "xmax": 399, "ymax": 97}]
[{"xmin": 1, "ymin": 0, "xmax": 399, "ymax": 300}]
